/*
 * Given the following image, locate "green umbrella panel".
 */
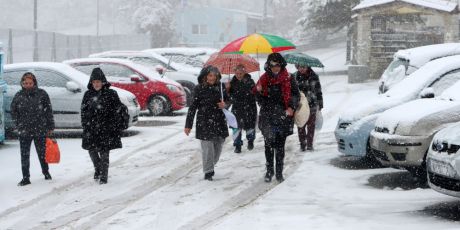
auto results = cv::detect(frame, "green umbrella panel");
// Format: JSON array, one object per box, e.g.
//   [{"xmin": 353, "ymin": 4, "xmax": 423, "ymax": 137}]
[{"xmin": 282, "ymin": 52, "xmax": 324, "ymax": 68}]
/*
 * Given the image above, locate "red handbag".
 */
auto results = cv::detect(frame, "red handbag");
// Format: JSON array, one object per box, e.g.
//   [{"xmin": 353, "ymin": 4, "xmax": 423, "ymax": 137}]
[{"xmin": 45, "ymin": 138, "xmax": 60, "ymax": 164}]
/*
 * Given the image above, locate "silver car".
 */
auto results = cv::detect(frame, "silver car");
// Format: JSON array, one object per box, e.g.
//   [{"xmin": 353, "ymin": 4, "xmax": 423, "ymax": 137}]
[
  {"xmin": 427, "ymin": 122, "xmax": 460, "ymax": 198},
  {"xmin": 370, "ymin": 79, "xmax": 460, "ymax": 178},
  {"xmin": 3, "ymin": 62, "xmax": 140, "ymax": 130}
]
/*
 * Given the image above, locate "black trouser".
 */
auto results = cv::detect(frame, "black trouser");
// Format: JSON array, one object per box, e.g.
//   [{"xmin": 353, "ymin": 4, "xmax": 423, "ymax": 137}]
[
  {"xmin": 19, "ymin": 135, "xmax": 48, "ymax": 179},
  {"xmin": 264, "ymin": 134, "xmax": 286, "ymax": 177},
  {"xmin": 88, "ymin": 150, "xmax": 110, "ymax": 180}
]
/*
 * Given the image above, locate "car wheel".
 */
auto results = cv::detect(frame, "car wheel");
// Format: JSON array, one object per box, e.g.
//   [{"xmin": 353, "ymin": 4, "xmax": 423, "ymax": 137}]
[{"xmin": 148, "ymin": 95, "xmax": 170, "ymax": 116}]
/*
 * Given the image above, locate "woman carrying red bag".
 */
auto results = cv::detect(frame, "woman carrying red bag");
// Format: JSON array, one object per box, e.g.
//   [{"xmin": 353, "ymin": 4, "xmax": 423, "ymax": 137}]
[{"xmin": 11, "ymin": 72, "xmax": 55, "ymax": 186}]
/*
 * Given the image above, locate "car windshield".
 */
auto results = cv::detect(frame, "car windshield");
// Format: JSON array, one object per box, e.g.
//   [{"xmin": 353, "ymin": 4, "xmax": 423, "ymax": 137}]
[
  {"xmin": 129, "ymin": 57, "xmax": 176, "ymax": 71},
  {"xmin": 162, "ymin": 54, "xmax": 204, "ymax": 68},
  {"xmin": 380, "ymin": 58, "xmax": 409, "ymax": 87}
]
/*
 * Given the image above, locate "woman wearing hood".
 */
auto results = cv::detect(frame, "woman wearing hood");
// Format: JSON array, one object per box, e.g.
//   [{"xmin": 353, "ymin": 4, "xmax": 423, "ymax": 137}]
[
  {"xmin": 254, "ymin": 53, "xmax": 293, "ymax": 183},
  {"xmin": 81, "ymin": 67, "xmax": 123, "ymax": 184},
  {"xmin": 11, "ymin": 72, "xmax": 55, "ymax": 186},
  {"xmin": 225, "ymin": 64, "xmax": 257, "ymax": 153},
  {"xmin": 185, "ymin": 65, "xmax": 229, "ymax": 181}
]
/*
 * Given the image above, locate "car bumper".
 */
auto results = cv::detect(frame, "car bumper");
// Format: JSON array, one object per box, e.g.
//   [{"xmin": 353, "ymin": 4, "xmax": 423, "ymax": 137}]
[
  {"xmin": 171, "ymin": 95, "xmax": 186, "ymax": 111},
  {"xmin": 128, "ymin": 106, "xmax": 140, "ymax": 127},
  {"xmin": 427, "ymin": 151, "xmax": 460, "ymax": 197},
  {"xmin": 369, "ymin": 132, "xmax": 431, "ymax": 167},
  {"xmin": 335, "ymin": 128, "xmax": 368, "ymax": 157}
]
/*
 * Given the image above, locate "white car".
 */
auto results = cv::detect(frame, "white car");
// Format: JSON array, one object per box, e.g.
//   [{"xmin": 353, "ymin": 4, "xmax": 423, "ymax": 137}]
[
  {"xmin": 427, "ymin": 122, "xmax": 460, "ymax": 198},
  {"xmin": 144, "ymin": 47, "xmax": 218, "ymax": 67},
  {"xmin": 3, "ymin": 62, "xmax": 140, "ymax": 130},
  {"xmin": 335, "ymin": 55, "xmax": 460, "ymax": 161},
  {"xmin": 89, "ymin": 51, "xmax": 197, "ymax": 105},
  {"xmin": 378, "ymin": 43, "xmax": 460, "ymax": 93},
  {"xmin": 370, "ymin": 79, "xmax": 460, "ymax": 179}
]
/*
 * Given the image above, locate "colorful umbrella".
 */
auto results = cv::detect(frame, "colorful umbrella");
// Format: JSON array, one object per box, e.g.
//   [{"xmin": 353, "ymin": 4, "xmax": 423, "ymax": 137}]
[
  {"xmin": 282, "ymin": 52, "xmax": 324, "ymax": 68},
  {"xmin": 204, "ymin": 53, "xmax": 260, "ymax": 74},
  {"xmin": 220, "ymin": 33, "xmax": 296, "ymax": 54}
]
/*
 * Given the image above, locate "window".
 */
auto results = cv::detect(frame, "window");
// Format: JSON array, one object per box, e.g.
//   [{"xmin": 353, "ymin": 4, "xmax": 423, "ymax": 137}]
[
  {"xmin": 72, "ymin": 64, "xmax": 99, "ymax": 75},
  {"xmin": 429, "ymin": 69, "xmax": 460, "ymax": 96},
  {"xmin": 3, "ymin": 71, "xmax": 25, "ymax": 85},
  {"xmin": 34, "ymin": 70, "xmax": 68, "ymax": 87},
  {"xmin": 192, "ymin": 24, "xmax": 208, "ymax": 35},
  {"xmin": 99, "ymin": 63, "xmax": 137, "ymax": 78}
]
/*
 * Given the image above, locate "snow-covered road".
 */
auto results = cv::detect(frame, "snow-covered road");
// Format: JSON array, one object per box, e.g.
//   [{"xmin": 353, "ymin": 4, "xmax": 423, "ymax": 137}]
[{"xmin": 1, "ymin": 75, "xmax": 459, "ymax": 229}]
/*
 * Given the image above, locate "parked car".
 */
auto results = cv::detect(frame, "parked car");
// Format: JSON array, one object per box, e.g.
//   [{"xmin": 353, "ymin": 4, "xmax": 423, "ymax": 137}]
[
  {"xmin": 335, "ymin": 55, "xmax": 460, "ymax": 162},
  {"xmin": 0, "ymin": 49, "xmax": 6, "ymax": 143},
  {"xmin": 144, "ymin": 47, "xmax": 218, "ymax": 67},
  {"xmin": 378, "ymin": 43, "xmax": 460, "ymax": 94},
  {"xmin": 3, "ymin": 62, "xmax": 140, "ymax": 130},
  {"xmin": 89, "ymin": 51, "xmax": 197, "ymax": 106},
  {"xmin": 64, "ymin": 58, "xmax": 186, "ymax": 116},
  {"xmin": 370, "ymin": 79, "xmax": 460, "ymax": 179},
  {"xmin": 427, "ymin": 122, "xmax": 460, "ymax": 197}
]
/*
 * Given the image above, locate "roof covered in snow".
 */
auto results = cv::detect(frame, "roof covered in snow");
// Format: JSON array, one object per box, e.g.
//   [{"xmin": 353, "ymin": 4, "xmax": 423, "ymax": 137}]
[{"xmin": 353, "ymin": 0, "xmax": 458, "ymax": 12}]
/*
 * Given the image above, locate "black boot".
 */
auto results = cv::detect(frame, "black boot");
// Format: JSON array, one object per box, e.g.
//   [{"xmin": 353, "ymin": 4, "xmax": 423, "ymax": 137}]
[
  {"xmin": 204, "ymin": 172, "xmax": 213, "ymax": 181},
  {"xmin": 99, "ymin": 177, "xmax": 108, "ymax": 184},
  {"xmin": 276, "ymin": 163, "xmax": 284, "ymax": 183},
  {"xmin": 18, "ymin": 178, "xmax": 31, "ymax": 186},
  {"xmin": 234, "ymin": 145, "xmax": 242, "ymax": 153},
  {"xmin": 264, "ymin": 164, "xmax": 274, "ymax": 183},
  {"xmin": 94, "ymin": 170, "xmax": 101, "ymax": 180},
  {"xmin": 44, "ymin": 172, "xmax": 52, "ymax": 180},
  {"xmin": 248, "ymin": 141, "xmax": 254, "ymax": 150}
]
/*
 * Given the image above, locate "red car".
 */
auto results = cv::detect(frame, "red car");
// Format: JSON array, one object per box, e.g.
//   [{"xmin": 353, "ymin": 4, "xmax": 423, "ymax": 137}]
[{"xmin": 64, "ymin": 58, "xmax": 186, "ymax": 116}]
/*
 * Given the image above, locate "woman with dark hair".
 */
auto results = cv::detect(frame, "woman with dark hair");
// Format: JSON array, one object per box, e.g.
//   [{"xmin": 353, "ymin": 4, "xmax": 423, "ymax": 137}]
[
  {"xmin": 185, "ymin": 65, "xmax": 229, "ymax": 181},
  {"xmin": 294, "ymin": 64, "xmax": 323, "ymax": 151},
  {"xmin": 255, "ymin": 53, "xmax": 293, "ymax": 183},
  {"xmin": 225, "ymin": 64, "xmax": 257, "ymax": 153},
  {"xmin": 81, "ymin": 67, "xmax": 123, "ymax": 184},
  {"xmin": 11, "ymin": 72, "xmax": 55, "ymax": 186}
]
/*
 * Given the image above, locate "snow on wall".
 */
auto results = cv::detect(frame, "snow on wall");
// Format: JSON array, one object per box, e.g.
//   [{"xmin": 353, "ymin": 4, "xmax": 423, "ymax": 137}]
[{"xmin": 353, "ymin": 0, "xmax": 458, "ymax": 12}]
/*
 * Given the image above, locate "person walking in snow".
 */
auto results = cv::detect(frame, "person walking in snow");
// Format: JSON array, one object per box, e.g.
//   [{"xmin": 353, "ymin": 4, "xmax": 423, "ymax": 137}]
[
  {"xmin": 81, "ymin": 67, "xmax": 123, "ymax": 184},
  {"xmin": 225, "ymin": 64, "xmax": 257, "ymax": 153},
  {"xmin": 294, "ymin": 64, "xmax": 323, "ymax": 151},
  {"xmin": 184, "ymin": 65, "xmax": 229, "ymax": 181},
  {"xmin": 255, "ymin": 53, "xmax": 294, "ymax": 183},
  {"xmin": 11, "ymin": 72, "xmax": 55, "ymax": 186}
]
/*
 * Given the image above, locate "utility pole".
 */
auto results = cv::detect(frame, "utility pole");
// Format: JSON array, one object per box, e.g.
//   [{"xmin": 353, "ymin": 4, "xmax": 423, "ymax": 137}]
[
  {"xmin": 33, "ymin": 0, "xmax": 38, "ymax": 61},
  {"xmin": 97, "ymin": 0, "xmax": 100, "ymax": 37}
]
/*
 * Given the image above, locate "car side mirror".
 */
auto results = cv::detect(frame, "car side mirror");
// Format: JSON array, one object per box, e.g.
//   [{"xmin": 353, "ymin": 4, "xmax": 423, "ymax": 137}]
[
  {"xmin": 130, "ymin": 75, "xmax": 143, "ymax": 82},
  {"xmin": 154, "ymin": 65, "xmax": 166, "ymax": 75},
  {"xmin": 66, "ymin": 81, "xmax": 81, "ymax": 93},
  {"xmin": 420, "ymin": 87, "xmax": 435, "ymax": 99}
]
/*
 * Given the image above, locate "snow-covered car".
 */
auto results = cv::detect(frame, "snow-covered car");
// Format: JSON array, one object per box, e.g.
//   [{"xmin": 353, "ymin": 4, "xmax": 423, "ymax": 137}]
[
  {"xmin": 64, "ymin": 58, "xmax": 186, "ymax": 116},
  {"xmin": 370, "ymin": 79, "xmax": 460, "ymax": 178},
  {"xmin": 335, "ymin": 55, "xmax": 460, "ymax": 161},
  {"xmin": 144, "ymin": 47, "xmax": 218, "ymax": 67},
  {"xmin": 3, "ymin": 62, "xmax": 140, "ymax": 130},
  {"xmin": 378, "ymin": 43, "xmax": 460, "ymax": 94},
  {"xmin": 89, "ymin": 51, "xmax": 198, "ymax": 106},
  {"xmin": 427, "ymin": 122, "xmax": 460, "ymax": 197}
]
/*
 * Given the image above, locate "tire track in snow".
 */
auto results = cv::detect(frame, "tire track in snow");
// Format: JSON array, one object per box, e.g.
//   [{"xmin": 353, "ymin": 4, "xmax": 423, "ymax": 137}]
[{"xmin": 0, "ymin": 129, "xmax": 183, "ymax": 221}]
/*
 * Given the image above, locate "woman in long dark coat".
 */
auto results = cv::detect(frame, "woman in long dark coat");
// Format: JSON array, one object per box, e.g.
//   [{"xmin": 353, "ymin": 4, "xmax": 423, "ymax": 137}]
[
  {"xmin": 226, "ymin": 64, "xmax": 257, "ymax": 153},
  {"xmin": 184, "ymin": 65, "xmax": 229, "ymax": 181},
  {"xmin": 255, "ymin": 53, "xmax": 294, "ymax": 183},
  {"xmin": 11, "ymin": 72, "xmax": 54, "ymax": 186},
  {"xmin": 81, "ymin": 67, "xmax": 123, "ymax": 184}
]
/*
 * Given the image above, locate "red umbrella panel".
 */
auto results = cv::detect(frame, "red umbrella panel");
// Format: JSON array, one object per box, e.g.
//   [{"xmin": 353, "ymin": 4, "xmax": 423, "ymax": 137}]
[{"xmin": 204, "ymin": 53, "xmax": 260, "ymax": 74}]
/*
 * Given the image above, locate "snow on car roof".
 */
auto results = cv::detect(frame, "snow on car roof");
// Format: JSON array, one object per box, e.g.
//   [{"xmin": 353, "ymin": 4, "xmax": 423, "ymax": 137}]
[
  {"xmin": 89, "ymin": 50, "xmax": 153, "ymax": 58},
  {"xmin": 63, "ymin": 58, "xmax": 182, "ymax": 87},
  {"xmin": 144, "ymin": 47, "xmax": 218, "ymax": 56},
  {"xmin": 394, "ymin": 43, "xmax": 460, "ymax": 68},
  {"xmin": 353, "ymin": 0, "xmax": 457, "ymax": 12},
  {"xmin": 385, "ymin": 55, "xmax": 460, "ymax": 99},
  {"xmin": 5, "ymin": 62, "xmax": 90, "ymax": 87}
]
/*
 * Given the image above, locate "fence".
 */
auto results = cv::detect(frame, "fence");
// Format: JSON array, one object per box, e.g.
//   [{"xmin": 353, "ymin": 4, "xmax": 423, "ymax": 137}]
[{"xmin": 0, "ymin": 28, "xmax": 151, "ymax": 64}]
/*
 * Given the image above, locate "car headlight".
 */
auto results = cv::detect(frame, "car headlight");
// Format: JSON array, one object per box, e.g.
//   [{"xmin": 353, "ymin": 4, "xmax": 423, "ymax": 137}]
[
  {"xmin": 433, "ymin": 141, "xmax": 448, "ymax": 152},
  {"xmin": 166, "ymin": 84, "xmax": 179, "ymax": 92}
]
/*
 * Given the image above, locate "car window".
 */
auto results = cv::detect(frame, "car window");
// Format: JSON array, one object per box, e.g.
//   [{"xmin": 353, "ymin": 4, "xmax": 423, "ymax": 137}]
[
  {"xmin": 429, "ymin": 69, "xmax": 460, "ymax": 96},
  {"xmin": 3, "ymin": 70, "xmax": 25, "ymax": 85},
  {"xmin": 34, "ymin": 69, "xmax": 68, "ymax": 87},
  {"xmin": 72, "ymin": 64, "xmax": 100, "ymax": 75},
  {"xmin": 99, "ymin": 63, "xmax": 137, "ymax": 78},
  {"xmin": 129, "ymin": 57, "xmax": 175, "ymax": 71}
]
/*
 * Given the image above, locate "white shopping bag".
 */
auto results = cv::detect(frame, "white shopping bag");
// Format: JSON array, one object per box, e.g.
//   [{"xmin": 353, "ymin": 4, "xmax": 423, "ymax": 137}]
[{"xmin": 223, "ymin": 109, "xmax": 238, "ymax": 128}]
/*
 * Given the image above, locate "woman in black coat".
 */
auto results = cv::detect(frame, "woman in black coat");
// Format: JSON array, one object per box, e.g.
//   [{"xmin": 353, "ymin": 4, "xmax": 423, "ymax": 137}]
[
  {"xmin": 11, "ymin": 72, "xmax": 54, "ymax": 186},
  {"xmin": 184, "ymin": 65, "xmax": 229, "ymax": 181},
  {"xmin": 226, "ymin": 64, "xmax": 257, "ymax": 153},
  {"xmin": 81, "ymin": 67, "xmax": 123, "ymax": 184},
  {"xmin": 255, "ymin": 53, "xmax": 294, "ymax": 183}
]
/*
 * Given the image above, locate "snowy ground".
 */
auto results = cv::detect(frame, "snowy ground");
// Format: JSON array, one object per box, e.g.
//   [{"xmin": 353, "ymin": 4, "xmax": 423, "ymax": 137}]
[{"xmin": 1, "ymin": 74, "xmax": 460, "ymax": 229}]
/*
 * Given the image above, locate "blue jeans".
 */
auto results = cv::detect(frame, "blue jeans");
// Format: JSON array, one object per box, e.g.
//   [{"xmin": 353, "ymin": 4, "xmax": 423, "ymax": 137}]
[{"xmin": 232, "ymin": 128, "xmax": 255, "ymax": 147}]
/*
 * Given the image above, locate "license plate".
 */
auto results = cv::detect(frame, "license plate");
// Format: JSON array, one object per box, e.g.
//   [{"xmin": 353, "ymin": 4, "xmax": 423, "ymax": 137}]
[{"xmin": 429, "ymin": 160, "xmax": 456, "ymax": 178}]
